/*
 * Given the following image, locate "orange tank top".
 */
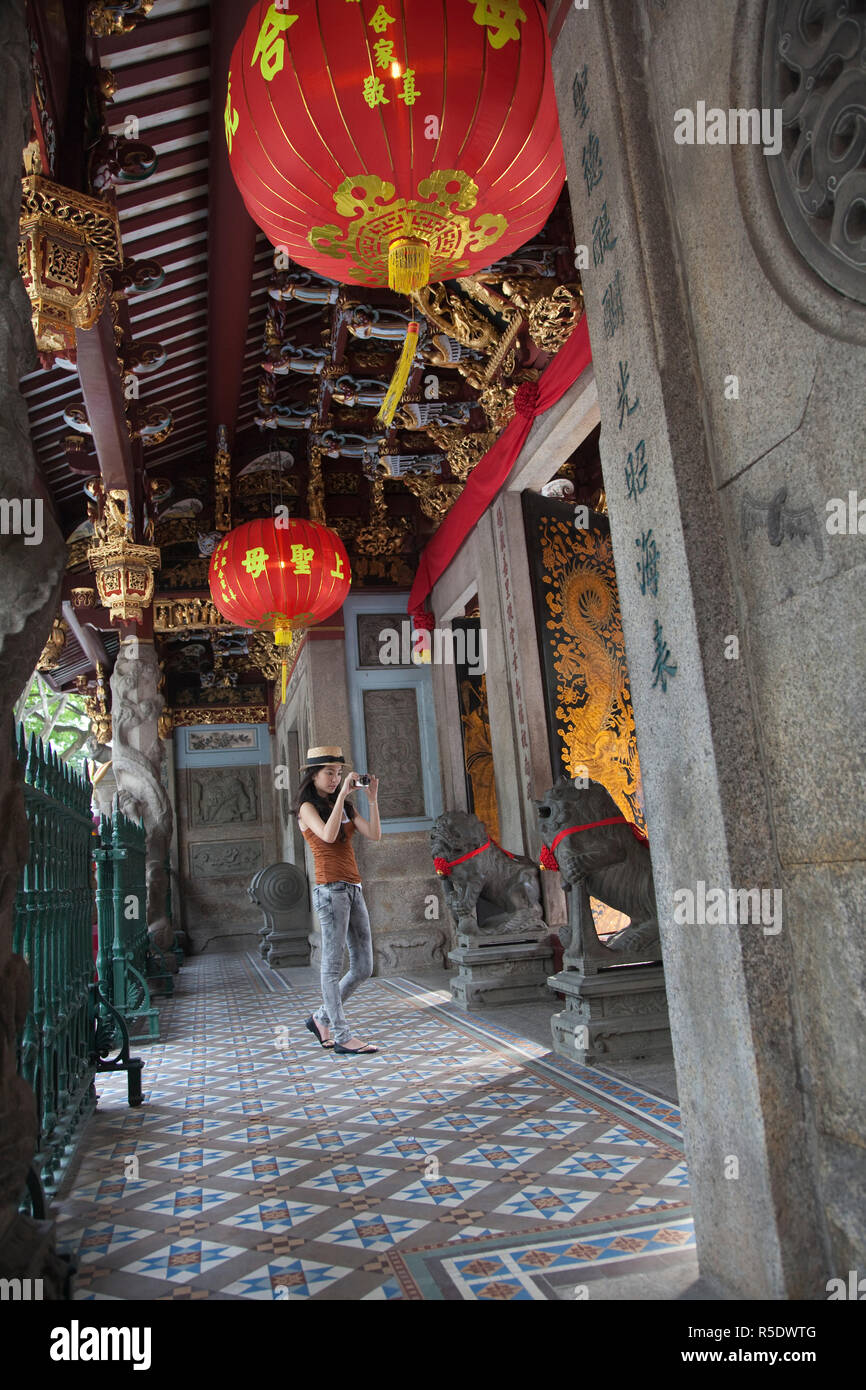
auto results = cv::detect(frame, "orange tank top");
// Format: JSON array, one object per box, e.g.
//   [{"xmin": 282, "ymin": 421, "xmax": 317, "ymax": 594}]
[{"xmin": 301, "ymin": 813, "xmax": 361, "ymax": 885}]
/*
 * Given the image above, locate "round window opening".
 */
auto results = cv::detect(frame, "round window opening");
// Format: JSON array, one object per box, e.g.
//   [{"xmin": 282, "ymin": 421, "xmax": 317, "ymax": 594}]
[{"xmin": 763, "ymin": 0, "xmax": 866, "ymax": 304}]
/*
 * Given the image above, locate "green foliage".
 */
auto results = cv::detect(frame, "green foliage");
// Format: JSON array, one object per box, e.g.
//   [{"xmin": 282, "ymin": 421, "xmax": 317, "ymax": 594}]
[{"xmin": 15, "ymin": 672, "xmax": 93, "ymax": 774}]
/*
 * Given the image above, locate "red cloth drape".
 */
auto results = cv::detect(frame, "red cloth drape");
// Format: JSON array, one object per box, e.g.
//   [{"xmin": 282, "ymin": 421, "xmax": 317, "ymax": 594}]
[{"xmin": 408, "ymin": 313, "xmax": 593, "ymax": 620}]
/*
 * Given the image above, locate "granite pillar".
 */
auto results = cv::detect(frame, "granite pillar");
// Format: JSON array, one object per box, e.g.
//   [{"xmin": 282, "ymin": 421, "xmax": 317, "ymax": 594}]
[{"xmin": 548, "ymin": 0, "xmax": 864, "ymax": 1296}]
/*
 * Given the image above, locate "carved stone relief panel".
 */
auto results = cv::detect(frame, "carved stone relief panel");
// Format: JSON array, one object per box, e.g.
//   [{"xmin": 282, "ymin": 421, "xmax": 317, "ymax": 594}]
[
  {"xmin": 357, "ymin": 612, "xmax": 409, "ymax": 667},
  {"xmin": 190, "ymin": 840, "xmax": 264, "ymax": 877},
  {"xmin": 363, "ymin": 687, "xmax": 425, "ymax": 818},
  {"xmin": 188, "ymin": 766, "xmax": 260, "ymax": 827}
]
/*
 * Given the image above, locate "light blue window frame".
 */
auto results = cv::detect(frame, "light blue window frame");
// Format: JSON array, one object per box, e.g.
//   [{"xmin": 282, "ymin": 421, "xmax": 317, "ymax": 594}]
[{"xmin": 343, "ymin": 592, "xmax": 442, "ymax": 833}]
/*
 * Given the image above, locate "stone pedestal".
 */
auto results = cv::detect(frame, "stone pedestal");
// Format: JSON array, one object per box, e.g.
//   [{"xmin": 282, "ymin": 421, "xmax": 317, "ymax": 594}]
[
  {"xmin": 549, "ymin": 964, "xmax": 670, "ymax": 1066},
  {"xmin": 248, "ymin": 862, "xmax": 311, "ymax": 968},
  {"xmin": 546, "ymin": 877, "xmax": 671, "ymax": 1065},
  {"xmin": 449, "ymin": 929, "xmax": 555, "ymax": 1009}
]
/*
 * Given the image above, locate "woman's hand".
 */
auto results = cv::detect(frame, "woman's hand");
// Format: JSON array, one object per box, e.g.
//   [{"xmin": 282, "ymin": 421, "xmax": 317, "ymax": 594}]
[
  {"xmin": 367, "ymin": 775, "xmax": 379, "ymax": 801},
  {"xmin": 339, "ymin": 770, "xmax": 356, "ymax": 799}
]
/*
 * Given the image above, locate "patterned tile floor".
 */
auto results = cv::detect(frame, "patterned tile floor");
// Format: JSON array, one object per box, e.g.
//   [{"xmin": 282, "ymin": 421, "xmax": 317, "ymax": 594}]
[{"xmin": 54, "ymin": 953, "xmax": 696, "ymax": 1300}]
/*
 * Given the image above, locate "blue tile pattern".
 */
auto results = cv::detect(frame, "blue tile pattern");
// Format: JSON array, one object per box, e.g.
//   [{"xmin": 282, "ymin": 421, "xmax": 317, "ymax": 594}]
[{"xmin": 54, "ymin": 953, "xmax": 692, "ymax": 1300}]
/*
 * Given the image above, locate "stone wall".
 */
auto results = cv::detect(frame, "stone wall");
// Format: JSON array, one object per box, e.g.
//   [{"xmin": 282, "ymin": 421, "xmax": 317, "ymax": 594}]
[
  {"xmin": 549, "ymin": 0, "xmax": 865, "ymax": 1296},
  {"xmin": 173, "ymin": 724, "xmax": 277, "ymax": 953},
  {"xmin": 352, "ymin": 830, "xmax": 450, "ymax": 975}
]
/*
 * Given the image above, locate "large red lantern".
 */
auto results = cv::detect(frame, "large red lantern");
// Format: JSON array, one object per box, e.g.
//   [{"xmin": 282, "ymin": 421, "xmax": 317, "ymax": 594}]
[
  {"xmin": 208, "ymin": 517, "xmax": 351, "ymax": 698},
  {"xmin": 224, "ymin": 0, "xmax": 564, "ymax": 295}
]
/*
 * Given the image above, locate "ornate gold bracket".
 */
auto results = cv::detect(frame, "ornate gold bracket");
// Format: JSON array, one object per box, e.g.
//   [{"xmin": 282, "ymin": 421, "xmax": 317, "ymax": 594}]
[
  {"xmin": 77, "ymin": 665, "xmax": 112, "ymax": 744},
  {"xmin": 399, "ymin": 475, "xmax": 463, "ymax": 524},
  {"xmin": 154, "ymin": 598, "xmax": 227, "ymax": 633},
  {"xmin": 170, "ymin": 706, "xmax": 268, "ymax": 728},
  {"xmin": 355, "ymin": 475, "xmax": 410, "ymax": 556},
  {"xmin": 411, "ymin": 282, "xmax": 498, "ymax": 356},
  {"xmin": 36, "ymin": 617, "xmax": 68, "ymax": 672},
  {"xmin": 215, "ymin": 424, "xmax": 231, "ymax": 532},
  {"xmin": 307, "ymin": 443, "xmax": 326, "ymax": 524},
  {"xmin": 456, "ymin": 276, "xmax": 525, "ymax": 383},
  {"xmin": 248, "ymin": 628, "xmax": 302, "ymax": 684},
  {"xmin": 425, "ymin": 422, "xmax": 498, "ymax": 483},
  {"xmin": 526, "ymin": 285, "xmax": 584, "ymax": 355},
  {"xmin": 88, "ymin": 1, "xmax": 155, "ymax": 38}
]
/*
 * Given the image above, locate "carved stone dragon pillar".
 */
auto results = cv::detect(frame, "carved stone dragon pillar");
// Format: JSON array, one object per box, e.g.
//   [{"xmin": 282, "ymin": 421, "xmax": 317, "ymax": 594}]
[{"xmin": 110, "ymin": 638, "xmax": 176, "ymax": 965}]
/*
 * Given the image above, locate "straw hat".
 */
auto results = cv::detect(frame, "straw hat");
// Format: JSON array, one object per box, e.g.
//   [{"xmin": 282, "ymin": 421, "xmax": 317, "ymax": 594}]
[{"xmin": 301, "ymin": 745, "xmax": 348, "ymax": 770}]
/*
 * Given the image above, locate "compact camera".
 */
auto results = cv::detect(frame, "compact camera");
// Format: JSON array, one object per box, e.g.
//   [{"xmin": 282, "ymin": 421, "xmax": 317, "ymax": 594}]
[{"xmin": 355, "ymin": 774, "xmax": 371, "ymax": 786}]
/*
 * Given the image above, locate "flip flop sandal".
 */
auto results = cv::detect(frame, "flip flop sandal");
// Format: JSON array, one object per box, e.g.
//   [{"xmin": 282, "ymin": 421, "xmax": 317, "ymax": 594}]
[
  {"xmin": 332, "ymin": 1043, "xmax": 379, "ymax": 1055},
  {"xmin": 304, "ymin": 1015, "xmax": 333, "ymax": 1049}
]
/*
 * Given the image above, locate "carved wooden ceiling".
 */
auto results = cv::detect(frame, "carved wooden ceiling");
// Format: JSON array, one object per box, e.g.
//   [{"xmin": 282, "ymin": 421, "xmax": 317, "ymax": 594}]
[{"xmin": 22, "ymin": 0, "xmax": 599, "ymax": 728}]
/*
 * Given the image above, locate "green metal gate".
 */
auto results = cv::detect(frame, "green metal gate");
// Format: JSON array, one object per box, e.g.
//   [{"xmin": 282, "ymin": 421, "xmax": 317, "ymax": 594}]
[
  {"xmin": 93, "ymin": 799, "xmax": 162, "ymax": 1040},
  {"xmin": 14, "ymin": 728, "xmax": 99, "ymax": 1190},
  {"xmin": 13, "ymin": 725, "xmax": 144, "ymax": 1197}
]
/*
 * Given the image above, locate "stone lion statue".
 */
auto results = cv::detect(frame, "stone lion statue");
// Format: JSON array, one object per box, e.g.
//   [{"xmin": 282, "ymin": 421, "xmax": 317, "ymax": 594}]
[
  {"xmin": 534, "ymin": 777, "xmax": 660, "ymax": 957},
  {"xmin": 430, "ymin": 810, "xmax": 544, "ymax": 940}
]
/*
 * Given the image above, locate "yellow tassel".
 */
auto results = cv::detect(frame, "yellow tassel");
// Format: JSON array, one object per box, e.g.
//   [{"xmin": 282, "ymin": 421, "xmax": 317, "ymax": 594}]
[
  {"xmin": 274, "ymin": 624, "xmax": 293, "ymax": 705},
  {"xmin": 376, "ymin": 321, "xmax": 419, "ymax": 427},
  {"xmin": 388, "ymin": 237, "xmax": 430, "ymax": 294}
]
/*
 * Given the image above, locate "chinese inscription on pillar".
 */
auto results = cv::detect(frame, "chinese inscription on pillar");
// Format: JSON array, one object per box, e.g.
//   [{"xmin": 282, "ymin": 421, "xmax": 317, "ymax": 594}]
[{"xmin": 577, "ymin": 60, "xmax": 677, "ymax": 691}]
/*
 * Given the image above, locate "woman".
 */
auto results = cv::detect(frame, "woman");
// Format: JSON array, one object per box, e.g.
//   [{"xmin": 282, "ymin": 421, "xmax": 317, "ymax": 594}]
[{"xmin": 292, "ymin": 746, "xmax": 381, "ymax": 1056}]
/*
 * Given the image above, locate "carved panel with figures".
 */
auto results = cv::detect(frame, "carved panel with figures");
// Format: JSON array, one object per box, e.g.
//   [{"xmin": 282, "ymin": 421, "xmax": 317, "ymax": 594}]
[
  {"xmin": 188, "ymin": 767, "xmax": 260, "ymax": 827},
  {"xmin": 357, "ymin": 613, "xmax": 410, "ymax": 667},
  {"xmin": 362, "ymin": 688, "xmax": 425, "ymax": 818},
  {"xmin": 190, "ymin": 840, "xmax": 264, "ymax": 877}
]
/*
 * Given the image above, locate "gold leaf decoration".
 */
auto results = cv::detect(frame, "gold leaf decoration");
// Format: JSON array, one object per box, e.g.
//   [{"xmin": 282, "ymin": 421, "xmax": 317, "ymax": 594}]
[{"xmin": 537, "ymin": 512, "xmax": 645, "ymax": 834}]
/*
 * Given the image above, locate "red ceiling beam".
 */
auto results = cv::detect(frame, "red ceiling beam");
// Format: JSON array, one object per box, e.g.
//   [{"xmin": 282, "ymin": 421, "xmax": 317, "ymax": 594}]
[
  {"xmin": 139, "ymin": 115, "xmax": 210, "ymax": 151},
  {"xmin": 106, "ymin": 81, "xmax": 211, "ymax": 127},
  {"xmin": 96, "ymin": 6, "xmax": 210, "ymax": 59},
  {"xmin": 110, "ymin": 49, "xmax": 210, "ymax": 93},
  {"xmin": 75, "ymin": 309, "xmax": 141, "ymax": 510},
  {"xmin": 123, "ymin": 218, "xmax": 209, "ymax": 263},
  {"xmin": 206, "ymin": 1, "xmax": 258, "ymax": 454}
]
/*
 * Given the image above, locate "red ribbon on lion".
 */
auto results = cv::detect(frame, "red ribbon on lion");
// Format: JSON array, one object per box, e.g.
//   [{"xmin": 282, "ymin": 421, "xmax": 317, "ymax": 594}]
[
  {"xmin": 434, "ymin": 837, "xmax": 516, "ymax": 877},
  {"xmin": 539, "ymin": 817, "xmax": 649, "ymax": 871}
]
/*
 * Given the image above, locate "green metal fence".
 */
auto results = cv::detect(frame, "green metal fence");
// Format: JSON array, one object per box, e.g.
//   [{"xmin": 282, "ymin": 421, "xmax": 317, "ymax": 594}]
[
  {"xmin": 13, "ymin": 727, "xmax": 99, "ymax": 1190},
  {"xmin": 93, "ymin": 797, "xmax": 161, "ymax": 1041},
  {"xmin": 13, "ymin": 724, "xmax": 145, "ymax": 1198}
]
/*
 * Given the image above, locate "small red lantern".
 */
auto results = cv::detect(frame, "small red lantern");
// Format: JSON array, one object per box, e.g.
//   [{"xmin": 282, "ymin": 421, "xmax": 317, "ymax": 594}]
[{"xmin": 208, "ymin": 517, "xmax": 351, "ymax": 698}]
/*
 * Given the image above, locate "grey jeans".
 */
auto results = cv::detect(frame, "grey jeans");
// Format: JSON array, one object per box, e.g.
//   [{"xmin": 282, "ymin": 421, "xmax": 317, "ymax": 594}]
[{"xmin": 311, "ymin": 882, "xmax": 373, "ymax": 1045}]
